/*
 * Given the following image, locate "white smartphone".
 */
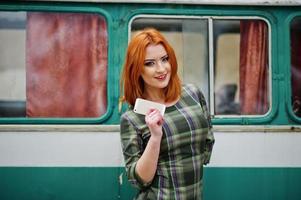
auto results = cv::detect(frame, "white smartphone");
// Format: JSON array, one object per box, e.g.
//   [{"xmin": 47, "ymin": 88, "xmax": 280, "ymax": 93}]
[{"xmin": 133, "ymin": 98, "xmax": 166, "ymax": 116}]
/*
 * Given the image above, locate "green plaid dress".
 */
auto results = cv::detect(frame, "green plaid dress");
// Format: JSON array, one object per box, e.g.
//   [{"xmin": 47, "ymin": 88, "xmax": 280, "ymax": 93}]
[{"xmin": 120, "ymin": 84, "xmax": 215, "ymax": 200}]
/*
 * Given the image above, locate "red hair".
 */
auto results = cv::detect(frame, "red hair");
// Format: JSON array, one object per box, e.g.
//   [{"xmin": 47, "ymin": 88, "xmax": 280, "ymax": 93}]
[{"xmin": 120, "ymin": 28, "xmax": 181, "ymax": 106}]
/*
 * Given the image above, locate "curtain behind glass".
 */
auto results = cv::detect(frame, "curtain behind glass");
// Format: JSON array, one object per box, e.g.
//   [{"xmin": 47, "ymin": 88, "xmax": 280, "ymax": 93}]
[
  {"xmin": 239, "ymin": 20, "xmax": 268, "ymax": 115},
  {"xmin": 291, "ymin": 19, "xmax": 301, "ymax": 116},
  {"xmin": 26, "ymin": 12, "xmax": 107, "ymax": 117}
]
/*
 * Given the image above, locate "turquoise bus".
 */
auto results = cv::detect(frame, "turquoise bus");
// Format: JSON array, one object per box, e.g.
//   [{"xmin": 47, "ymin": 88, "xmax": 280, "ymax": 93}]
[{"xmin": 0, "ymin": 0, "xmax": 301, "ymax": 199}]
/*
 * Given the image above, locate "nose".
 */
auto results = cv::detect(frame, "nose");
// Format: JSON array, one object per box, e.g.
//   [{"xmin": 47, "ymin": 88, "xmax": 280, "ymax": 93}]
[{"xmin": 156, "ymin": 61, "xmax": 165, "ymax": 72}]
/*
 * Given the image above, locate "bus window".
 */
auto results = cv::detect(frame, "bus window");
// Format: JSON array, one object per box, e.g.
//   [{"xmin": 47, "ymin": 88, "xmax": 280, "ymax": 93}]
[
  {"xmin": 131, "ymin": 17, "xmax": 270, "ymax": 117},
  {"xmin": 290, "ymin": 17, "xmax": 301, "ymax": 117},
  {"xmin": 214, "ymin": 19, "xmax": 269, "ymax": 116},
  {"xmin": 0, "ymin": 11, "xmax": 108, "ymax": 118},
  {"xmin": 0, "ymin": 12, "xmax": 26, "ymax": 117},
  {"xmin": 131, "ymin": 17, "xmax": 209, "ymax": 103}
]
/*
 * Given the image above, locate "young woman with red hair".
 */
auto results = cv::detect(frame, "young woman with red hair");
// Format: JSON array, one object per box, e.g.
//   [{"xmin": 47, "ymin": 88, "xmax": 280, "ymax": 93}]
[{"xmin": 120, "ymin": 28, "xmax": 214, "ymax": 200}]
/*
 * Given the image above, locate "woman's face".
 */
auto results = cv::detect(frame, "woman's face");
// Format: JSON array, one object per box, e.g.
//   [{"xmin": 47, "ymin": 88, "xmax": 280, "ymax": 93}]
[{"xmin": 141, "ymin": 43, "xmax": 171, "ymax": 91}]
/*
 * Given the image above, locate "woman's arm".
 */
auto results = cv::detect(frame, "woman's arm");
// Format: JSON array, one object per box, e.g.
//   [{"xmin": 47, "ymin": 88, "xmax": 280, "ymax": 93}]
[
  {"xmin": 120, "ymin": 109, "xmax": 163, "ymax": 188},
  {"xmin": 135, "ymin": 109, "xmax": 163, "ymax": 184}
]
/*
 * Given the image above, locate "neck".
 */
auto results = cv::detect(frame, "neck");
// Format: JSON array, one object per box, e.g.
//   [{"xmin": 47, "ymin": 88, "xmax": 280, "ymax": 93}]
[{"xmin": 143, "ymin": 88, "xmax": 165, "ymax": 104}]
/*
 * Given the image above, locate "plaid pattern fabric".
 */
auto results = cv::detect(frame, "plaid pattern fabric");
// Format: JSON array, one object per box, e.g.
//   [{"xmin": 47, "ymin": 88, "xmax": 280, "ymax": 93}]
[{"xmin": 120, "ymin": 84, "xmax": 215, "ymax": 200}]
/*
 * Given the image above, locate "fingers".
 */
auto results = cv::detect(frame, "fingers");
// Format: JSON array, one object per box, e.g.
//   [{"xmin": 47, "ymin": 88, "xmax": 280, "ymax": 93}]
[
  {"xmin": 146, "ymin": 108, "xmax": 159, "ymax": 117},
  {"xmin": 145, "ymin": 109, "xmax": 164, "ymax": 137},
  {"xmin": 145, "ymin": 109, "xmax": 163, "ymax": 126},
  {"xmin": 146, "ymin": 109, "xmax": 162, "ymax": 119}
]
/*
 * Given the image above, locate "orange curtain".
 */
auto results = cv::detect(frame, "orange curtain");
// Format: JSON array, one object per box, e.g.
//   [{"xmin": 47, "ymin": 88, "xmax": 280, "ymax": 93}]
[
  {"xmin": 239, "ymin": 20, "xmax": 268, "ymax": 115},
  {"xmin": 291, "ymin": 21, "xmax": 301, "ymax": 116},
  {"xmin": 26, "ymin": 13, "xmax": 107, "ymax": 117}
]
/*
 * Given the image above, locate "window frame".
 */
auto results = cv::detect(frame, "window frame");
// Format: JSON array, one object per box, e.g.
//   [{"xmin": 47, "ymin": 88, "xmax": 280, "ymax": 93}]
[
  {"xmin": 0, "ymin": 3, "xmax": 114, "ymax": 124},
  {"xmin": 286, "ymin": 13, "xmax": 301, "ymax": 124},
  {"xmin": 210, "ymin": 16, "xmax": 272, "ymax": 119},
  {"xmin": 128, "ymin": 13, "xmax": 273, "ymax": 125}
]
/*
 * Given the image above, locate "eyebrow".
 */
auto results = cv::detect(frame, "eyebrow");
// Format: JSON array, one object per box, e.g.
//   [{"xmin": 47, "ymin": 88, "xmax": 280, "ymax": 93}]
[
  {"xmin": 144, "ymin": 54, "xmax": 168, "ymax": 62},
  {"xmin": 144, "ymin": 58, "xmax": 155, "ymax": 62}
]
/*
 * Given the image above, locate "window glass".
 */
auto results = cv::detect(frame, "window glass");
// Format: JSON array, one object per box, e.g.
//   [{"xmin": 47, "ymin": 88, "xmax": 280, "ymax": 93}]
[
  {"xmin": 0, "ymin": 12, "xmax": 26, "ymax": 117},
  {"xmin": 131, "ymin": 17, "xmax": 269, "ymax": 117},
  {"xmin": 131, "ymin": 18, "xmax": 209, "ymax": 103},
  {"xmin": 0, "ymin": 11, "xmax": 108, "ymax": 118},
  {"xmin": 290, "ymin": 17, "xmax": 301, "ymax": 117},
  {"xmin": 214, "ymin": 19, "xmax": 269, "ymax": 115}
]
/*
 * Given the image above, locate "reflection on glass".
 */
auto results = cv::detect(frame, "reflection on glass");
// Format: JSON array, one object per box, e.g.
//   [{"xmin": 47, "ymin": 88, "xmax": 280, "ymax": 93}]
[
  {"xmin": 132, "ymin": 18, "xmax": 209, "ymax": 103},
  {"xmin": 0, "ymin": 11, "xmax": 108, "ymax": 118},
  {"xmin": 214, "ymin": 19, "xmax": 269, "ymax": 115},
  {"xmin": 291, "ymin": 17, "xmax": 301, "ymax": 117}
]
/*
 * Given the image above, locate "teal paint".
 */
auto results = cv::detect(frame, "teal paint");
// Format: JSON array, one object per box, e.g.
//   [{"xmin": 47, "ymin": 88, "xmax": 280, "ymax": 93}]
[
  {"xmin": 118, "ymin": 168, "xmax": 137, "ymax": 200},
  {"xmin": 0, "ymin": 167, "xmax": 300, "ymax": 200},
  {"xmin": 0, "ymin": 167, "xmax": 121, "ymax": 200},
  {"xmin": 204, "ymin": 167, "xmax": 301, "ymax": 200}
]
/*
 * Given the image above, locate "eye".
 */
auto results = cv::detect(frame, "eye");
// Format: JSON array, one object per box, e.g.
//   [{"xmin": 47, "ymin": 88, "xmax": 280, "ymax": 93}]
[
  {"xmin": 161, "ymin": 56, "xmax": 169, "ymax": 63},
  {"xmin": 144, "ymin": 61, "xmax": 155, "ymax": 67}
]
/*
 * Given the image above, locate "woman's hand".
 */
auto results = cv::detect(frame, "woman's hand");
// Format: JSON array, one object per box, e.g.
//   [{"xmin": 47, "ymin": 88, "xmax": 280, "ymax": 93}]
[{"xmin": 145, "ymin": 109, "xmax": 164, "ymax": 138}]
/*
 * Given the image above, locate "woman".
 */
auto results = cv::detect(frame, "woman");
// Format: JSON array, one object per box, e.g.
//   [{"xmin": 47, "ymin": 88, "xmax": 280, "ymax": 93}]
[{"xmin": 120, "ymin": 28, "xmax": 214, "ymax": 200}]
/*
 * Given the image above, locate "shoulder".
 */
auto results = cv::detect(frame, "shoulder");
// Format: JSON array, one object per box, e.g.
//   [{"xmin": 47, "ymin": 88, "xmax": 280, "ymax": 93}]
[
  {"xmin": 182, "ymin": 83, "xmax": 200, "ymax": 94},
  {"xmin": 120, "ymin": 109, "xmax": 136, "ymax": 124},
  {"xmin": 120, "ymin": 110, "xmax": 137, "ymax": 134},
  {"xmin": 182, "ymin": 84, "xmax": 207, "ymax": 106},
  {"xmin": 120, "ymin": 109, "xmax": 145, "ymax": 130},
  {"xmin": 182, "ymin": 83, "xmax": 203, "ymax": 99}
]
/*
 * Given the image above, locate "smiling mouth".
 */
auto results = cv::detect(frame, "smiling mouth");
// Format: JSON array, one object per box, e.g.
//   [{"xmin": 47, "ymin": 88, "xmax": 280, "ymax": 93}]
[{"xmin": 155, "ymin": 74, "xmax": 167, "ymax": 80}]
